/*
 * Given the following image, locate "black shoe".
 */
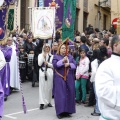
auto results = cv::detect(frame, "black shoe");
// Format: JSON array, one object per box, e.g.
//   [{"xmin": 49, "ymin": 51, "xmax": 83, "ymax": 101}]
[
  {"xmin": 40, "ymin": 104, "xmax": 44, "ymax": 110},
  {"xmin": 91, "ymin": 112, "xmax": 101, "ymax": 116},
  {"xmin": 63, "ymin": 113, "xmax": 72, "ymax": 118},
  {"xmin": 81, "ymin": 100, "xmax": 86, "ymax": 104},
  {"xmin": 57, "ymin": 115, "xmax": 63, "ymax": 119},
  {"xmin": 4, "ymin": 96, "xmax": 7, "ymax": 101},
  {"xmin": 48, "ymin": 103, "xmax": 53, "ymax": 107},
  {"xmin": 32, "ymin": 82, "xmax": 35, "ymax": 87}
]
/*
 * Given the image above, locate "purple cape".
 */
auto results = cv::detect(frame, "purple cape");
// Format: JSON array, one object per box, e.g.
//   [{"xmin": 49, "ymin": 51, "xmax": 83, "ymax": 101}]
[
  {"xmin": 52, "ymin": 54, "xmax": 76, "ymax": 115},
  {"xmin": 0, "ymin": 46, "xmax": 12, "ymax": 96},
  {"xmin": 0, "ymin": 70, "xmax": 4, "ymax": 117}
]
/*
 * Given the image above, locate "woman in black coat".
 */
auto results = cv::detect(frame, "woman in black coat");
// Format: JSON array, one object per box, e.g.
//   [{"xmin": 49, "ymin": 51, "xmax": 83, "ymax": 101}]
[{"xmin": 32, "ymin": 39, "xmax": 44, "ymax": 87}]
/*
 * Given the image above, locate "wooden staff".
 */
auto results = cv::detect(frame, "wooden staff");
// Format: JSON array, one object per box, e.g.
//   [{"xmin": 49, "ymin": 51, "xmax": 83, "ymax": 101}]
[{"xmin": 64, "ymin": 38, "xmax": 69, "ymax": 81}]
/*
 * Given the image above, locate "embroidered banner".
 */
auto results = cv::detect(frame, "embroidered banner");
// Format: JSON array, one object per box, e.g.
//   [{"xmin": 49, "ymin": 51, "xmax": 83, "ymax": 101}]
[
  {"xmin": 62, "ymin": 0, "xmax": 76, "ymax": 41},
  {"xmin": 8, "ymin": 9, "xmax": 14, "ymax": 31},
  {"xmin": 0, "ymin": 0, "xmax": 14, "ymax": 41},
  {"xmin": 44, "ymin": 0, "xmax": 63, "ymax": 30},
  {"xmin": 32, "ymin": 7, "xmax": 55, "ymax": 39}
]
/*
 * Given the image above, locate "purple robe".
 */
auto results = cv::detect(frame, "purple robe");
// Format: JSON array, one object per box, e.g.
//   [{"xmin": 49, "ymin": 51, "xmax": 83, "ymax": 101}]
[
  {"xmin": 52, "ymin": 54, "xmax": 76, "ymax": 115},
  {"xmin": 0, "ymin": 74, "xmax": 4, "ymax": 117},
  {"xmin": 0, "ymin": 46, "xmax": 12, "ymax": 96}
]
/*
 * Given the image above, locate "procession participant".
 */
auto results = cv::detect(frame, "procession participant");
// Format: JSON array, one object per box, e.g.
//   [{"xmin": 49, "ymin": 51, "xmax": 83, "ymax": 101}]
[
  {"xmin": 7, "ymin": 37, "xmax": 20, "ymax": 90},
  {"xmin": 52, "ymin": 42, "xmax": 76, "ymax": 119},
  {"xmin": 38, "ymin": 43, "xmax": 53, "ymax": 110},
  {"xmin": 95, "ymin": 35, "xmax": 120, "ymax": 120},
  {"xmin": 0, "ymin": 38, "xmax": 12, "ymax": 101},
  {"xmin": 0, "ymin": 49, "xmax": 6, "ymax": 118}
]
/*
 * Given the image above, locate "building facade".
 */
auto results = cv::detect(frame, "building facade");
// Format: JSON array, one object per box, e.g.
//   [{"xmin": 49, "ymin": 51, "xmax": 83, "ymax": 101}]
[
  {"xmin": 13, "ymin": 0, "xmax": 112, "ymax": 33},
  {"xmin": 111, "ymin": 0, "xmax": 120, "ymax": 23},
  {"xmin": 76, "ymin": 0, "xmax": 111, "ymax": 33}
]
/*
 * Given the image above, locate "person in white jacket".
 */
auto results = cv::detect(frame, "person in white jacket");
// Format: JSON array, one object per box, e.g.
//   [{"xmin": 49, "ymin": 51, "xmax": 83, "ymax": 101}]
[
  {"xmin": 95, "ymin": 35, "xmax": 120, "ymax": 120},
  {"xmin": 75, "ymin": 49, "xmax": 90, "ymax": 104},
  {"xmin": 90, "ymin": 49, "xmax": 101, "ymax": 116},
  {"xmin": 91, "ymin": 46, "xmax": 108, "ymax": 117},
  {"xmin": 38, "ymin": 43, "xmax": 53, "ymax": 110}
]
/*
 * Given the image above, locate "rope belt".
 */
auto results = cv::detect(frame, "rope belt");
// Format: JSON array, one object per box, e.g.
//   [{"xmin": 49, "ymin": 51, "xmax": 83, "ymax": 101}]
[{"xmin": 55, "ymin": 69, "xmax": 69, "ymax": 81}]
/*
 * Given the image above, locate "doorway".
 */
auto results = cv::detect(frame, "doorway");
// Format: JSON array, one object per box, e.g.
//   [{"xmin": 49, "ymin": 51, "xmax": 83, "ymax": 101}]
[
  {"xmin": 103, "ymin": 14, "xmax": 107, "ymax": 30},
  {"xmin": 83, "ymin": 12, "xmax": 88, "ymax": 31}
]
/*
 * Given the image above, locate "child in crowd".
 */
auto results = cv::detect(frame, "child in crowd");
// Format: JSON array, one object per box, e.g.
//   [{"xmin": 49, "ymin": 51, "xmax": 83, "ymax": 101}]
[{"xmin": 75, "ymin": 49, "xmax": 90, "ymax": 104}]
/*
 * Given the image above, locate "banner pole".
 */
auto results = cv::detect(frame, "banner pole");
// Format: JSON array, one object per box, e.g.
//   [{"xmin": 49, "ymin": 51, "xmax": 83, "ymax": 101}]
[{"xmin": 64, "ymin": 38, "xmax": 69, "ymax": 81}]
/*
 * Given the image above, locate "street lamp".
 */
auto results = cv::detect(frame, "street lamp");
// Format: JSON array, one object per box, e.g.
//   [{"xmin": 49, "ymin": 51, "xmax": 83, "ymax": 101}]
[{"xmin": 98, "ymin": 0, "xmax": 108, "ymax": 30}]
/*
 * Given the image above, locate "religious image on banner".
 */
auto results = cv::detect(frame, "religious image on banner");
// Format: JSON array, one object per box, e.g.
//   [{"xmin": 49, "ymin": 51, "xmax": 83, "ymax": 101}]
[
  {"xmin": 62, "ymin": 0, "xmax": 76, "ymax": 41},
  {"xmin": 32, "ymin": 8, "xmax": 55, "ymax": 39}
]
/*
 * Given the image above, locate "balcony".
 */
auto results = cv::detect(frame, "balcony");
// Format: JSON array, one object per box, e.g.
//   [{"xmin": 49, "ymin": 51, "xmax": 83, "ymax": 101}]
[{"xmin": 100, "ymin": 0, "xmax": 111, "ymax": 9}]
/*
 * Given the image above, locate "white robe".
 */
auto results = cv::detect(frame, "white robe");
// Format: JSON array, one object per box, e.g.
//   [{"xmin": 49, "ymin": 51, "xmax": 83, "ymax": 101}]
[
  {"xmin": 95, "ymin": 55, "xmax": 120, "ymax": 120},
  {"xmin": 9, "ymin": 45, "xmax": 20, "ymax": 90},
  {"xmin": 38, "ymin": 53, "xmax": 53, "ymax": 105},
  {"xmin": 0, "ymin": 50, "xmax": 6, "ymax": 70}
]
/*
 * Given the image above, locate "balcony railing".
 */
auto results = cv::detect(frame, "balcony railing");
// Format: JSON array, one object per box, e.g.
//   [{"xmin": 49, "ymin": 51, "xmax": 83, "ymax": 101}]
[{"xmin": 100, "ymin": 0, "xmax": 111, "ymax": 8}]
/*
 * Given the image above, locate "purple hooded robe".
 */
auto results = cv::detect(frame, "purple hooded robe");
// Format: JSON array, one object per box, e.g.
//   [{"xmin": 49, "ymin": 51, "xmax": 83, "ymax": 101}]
[{"xmin": 52, "ymin": 54, "xmax": 76, "ymax": 115}]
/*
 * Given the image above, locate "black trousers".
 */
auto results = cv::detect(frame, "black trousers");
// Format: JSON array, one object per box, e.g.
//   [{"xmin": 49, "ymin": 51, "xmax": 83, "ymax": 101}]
[
  {"xmin": 88, "ymin": 82, "xmax": 95, "ymax": 105},
  {"xmin": 28, "ymin": 65, "xmax": 33, "ymax": 81},
  {"xmin": 20, "ymin": 68, "xmax": 26, "ymax": 82}
]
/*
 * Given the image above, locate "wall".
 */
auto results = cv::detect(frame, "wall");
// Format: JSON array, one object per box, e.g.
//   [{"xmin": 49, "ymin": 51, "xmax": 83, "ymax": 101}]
[
  {"xmin": 87, "ymin": 0, "xmax": 111, "ymax": 30},
  {"xmin": 111, "ymin": 0, "xmax": 120, "ymax": 22},
  {"xmin": 77, "ymin": 0, "xmax": 83, "ymax": 33}
]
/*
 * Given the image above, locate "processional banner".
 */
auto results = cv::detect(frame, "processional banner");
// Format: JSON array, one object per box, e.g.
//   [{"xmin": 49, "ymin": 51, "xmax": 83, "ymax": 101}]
[
  {"xmin": 0, "ymin": 0, "xmax": 14, "ymax": 41},
  {"xmin": 62, "ymin": 0, "xmax": 76, "ymax": 41},
  {"xmin": 44, "ymin": 0, "xmax": 63, "ymax": 30},
  {"xmin": 32, "ymin": 7, "xmax": 55, "ymax": 39}
]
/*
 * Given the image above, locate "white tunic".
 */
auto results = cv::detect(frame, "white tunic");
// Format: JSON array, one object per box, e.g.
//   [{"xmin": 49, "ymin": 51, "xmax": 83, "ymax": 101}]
[
  {"xmin": 38, "ymin": 53, "xmax": 53, "ymax": 105},
  {"xmin": 9, "ymin": 45, "xmax": 20, "ymax": 90},
  {"xmin": 95, "ymin": 55, "xmax": 120, "ymax": 120},
  {"xmin": 0, "ymin": 50, "xmax": 6, "ymax": 70}
]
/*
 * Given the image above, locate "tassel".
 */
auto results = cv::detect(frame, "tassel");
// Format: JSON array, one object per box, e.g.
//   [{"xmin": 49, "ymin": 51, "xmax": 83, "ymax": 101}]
[{"xmin": 22, "ymin": 96, "xmax": 27, "ymax": 114}]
